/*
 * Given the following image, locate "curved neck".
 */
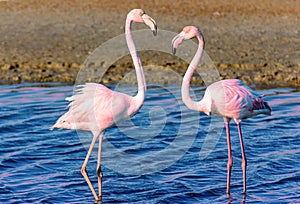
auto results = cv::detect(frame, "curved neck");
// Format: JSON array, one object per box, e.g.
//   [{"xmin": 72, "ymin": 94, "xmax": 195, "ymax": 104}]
[
  {"xmin": 125, "ymin": 17, "xmax": 146, "ymax": 106},
  {"xmin": 181, "ymin": 35, "xmax": 205, "ymax": 111}
]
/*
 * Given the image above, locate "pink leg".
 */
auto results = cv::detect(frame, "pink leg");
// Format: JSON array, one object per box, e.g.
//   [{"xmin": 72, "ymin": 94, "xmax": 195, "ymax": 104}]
[
  {"xmin": 81, "ymin": 134, "xmax": 99, "ymax": 201},
  {"xmin": 237, "ymin": 122, "xmax": 247, "ymax": 194},
  {"xmin": 97, "ymin": 132, "xmax": 104, "ymax": 203},
  {"xmin": 224, "ymin": 119, "xmax": 232, "ymax": 194}
]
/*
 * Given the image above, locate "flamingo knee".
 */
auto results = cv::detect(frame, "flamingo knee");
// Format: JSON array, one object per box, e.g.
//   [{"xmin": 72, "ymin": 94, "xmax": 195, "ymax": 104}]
[
  {"xmin": 242, "ymin": 159, "xmax": 247, "ymax": 170},
  {"xmin": 97, "ymin": 166, "xmax": 103, "ymax": 178},
  {"xmin": 81, "ymin": 166, "xmax": 87, "ymax": 176}
]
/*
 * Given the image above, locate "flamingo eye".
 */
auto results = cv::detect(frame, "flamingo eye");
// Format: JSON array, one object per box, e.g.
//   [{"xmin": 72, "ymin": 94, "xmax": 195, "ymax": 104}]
[{"xmin": 139, "ymin": 12, "xmax": 144, "ymax": 16}]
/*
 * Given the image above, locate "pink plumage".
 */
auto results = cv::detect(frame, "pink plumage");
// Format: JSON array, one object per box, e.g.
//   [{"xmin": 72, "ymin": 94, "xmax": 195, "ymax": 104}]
[
  {"xmin": 51, "ymin": 9, "xmax": 157, "ymax": 202},
  {"xmin": 172, "ymin": 25, "xmax": 271, "ymax": 195},
  {"xmin": 51, "ymin": 83, "xmax": 137, "ymax": 134},
  {"xmin": 201, "ymin": 79, "xmax": 271, "ymax": 120}
]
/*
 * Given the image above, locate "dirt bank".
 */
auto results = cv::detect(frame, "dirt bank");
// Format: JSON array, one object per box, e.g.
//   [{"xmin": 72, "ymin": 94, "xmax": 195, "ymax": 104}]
[{"xmin": 0, "ymin": 0, "xmax": 299, "ymax": 88}]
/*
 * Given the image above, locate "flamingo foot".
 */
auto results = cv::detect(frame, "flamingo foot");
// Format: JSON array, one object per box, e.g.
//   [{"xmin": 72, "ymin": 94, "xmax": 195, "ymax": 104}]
[
  {"xmin": 93, "ymin": 196, "xmax": 102, "ymax": 204},
  {"xmin": 227, "ymin": 193, "xmax": 233, "ymax": 203},
  {"xmin": 93, "ymin": 201, "xmax": 102, "ymax": 204}
]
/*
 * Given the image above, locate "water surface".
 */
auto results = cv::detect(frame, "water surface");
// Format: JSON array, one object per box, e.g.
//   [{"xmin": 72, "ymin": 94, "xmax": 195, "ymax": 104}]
[{"xmin": 0, "ymin": 83, "xmax": 299, "ymax": 203}]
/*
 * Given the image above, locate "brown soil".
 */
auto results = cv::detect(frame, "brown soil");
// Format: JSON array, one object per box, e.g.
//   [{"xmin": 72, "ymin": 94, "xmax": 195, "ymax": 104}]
[{"xmin": 0, "ymin": 0, "xmax": 299, "ymax": 88}]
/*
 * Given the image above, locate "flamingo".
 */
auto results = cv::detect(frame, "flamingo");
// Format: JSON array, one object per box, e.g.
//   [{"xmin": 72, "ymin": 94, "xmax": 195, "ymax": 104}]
[
  {"xmin": 50, "ymin": 9, "xmax": 157, "ymax": 202},
  {"xmin": 172, "ymin": 26, "xmax": 271, "ymax": 194}
]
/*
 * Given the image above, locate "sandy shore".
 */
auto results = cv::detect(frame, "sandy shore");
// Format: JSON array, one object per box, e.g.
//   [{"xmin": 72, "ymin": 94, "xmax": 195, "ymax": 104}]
[{"xmin": 0, "ymin": 0, "xmax": 299, "ymax": 88}]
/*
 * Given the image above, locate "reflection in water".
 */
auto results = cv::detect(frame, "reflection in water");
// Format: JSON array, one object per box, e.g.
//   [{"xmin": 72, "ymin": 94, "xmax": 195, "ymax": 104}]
[{"xmin": 0, "ymin": 83, "xmax": 299, "ymax": 203}]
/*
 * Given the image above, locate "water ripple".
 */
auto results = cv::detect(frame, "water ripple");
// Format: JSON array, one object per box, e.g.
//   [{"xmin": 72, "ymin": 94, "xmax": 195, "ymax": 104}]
[{"xmin": 0, "ymin": 83, "xmax": 299, "ymax": 203}]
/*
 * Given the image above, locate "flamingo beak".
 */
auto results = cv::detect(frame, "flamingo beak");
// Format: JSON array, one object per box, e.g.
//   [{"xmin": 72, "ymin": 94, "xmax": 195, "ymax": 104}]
[
  {"xmin": 171, "ymin": 33, "xmax": 184, "ymax": 55},
  {"xmin": 142, "ymin": 14, "xmax": 157, "ymax": 36}
]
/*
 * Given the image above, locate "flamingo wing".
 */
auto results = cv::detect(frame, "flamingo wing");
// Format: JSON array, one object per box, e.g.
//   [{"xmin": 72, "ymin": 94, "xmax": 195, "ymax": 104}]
[
  {"xmin": 205, "ymin": 79, "xmax": 271, "ymax": 119},
  {"xmin": 51, "ymin": 83, "xmax": 134, "ymax": 132}
]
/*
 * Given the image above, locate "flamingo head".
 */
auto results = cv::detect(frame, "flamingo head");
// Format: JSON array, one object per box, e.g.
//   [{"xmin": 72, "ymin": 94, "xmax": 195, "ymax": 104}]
[
  {"xmin": 128, "ymin": 9, "xmax": 157, "ymax": 36},
  {"xmin": 172, "ymin": 26, "xmax": 205, "ymax": 54}
]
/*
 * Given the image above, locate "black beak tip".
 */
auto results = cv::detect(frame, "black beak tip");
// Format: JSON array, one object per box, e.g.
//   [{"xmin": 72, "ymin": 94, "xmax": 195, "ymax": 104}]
[
  {"xmin": 152, "ymin": 29, "xmax": 157, "ymax": 36},
  {"xmin": 172, "ymin": 48, "xmax": 176, "ymax": 55}
]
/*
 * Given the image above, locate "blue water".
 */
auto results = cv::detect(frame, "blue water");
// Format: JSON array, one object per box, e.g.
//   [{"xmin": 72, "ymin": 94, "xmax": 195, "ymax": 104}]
[{"xmin": 0, "ymin": 83, "xmax": 299, "ymax": 203}]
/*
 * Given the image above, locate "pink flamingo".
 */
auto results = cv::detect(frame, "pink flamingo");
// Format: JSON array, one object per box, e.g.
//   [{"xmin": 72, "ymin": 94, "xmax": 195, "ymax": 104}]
[
  {"xmin": 172, "ymin": 26, "xmax": 271, "ymax": 194},
  {"xmin": 51, "ymin": 9, "xmax": 157, "ymax": 202}
]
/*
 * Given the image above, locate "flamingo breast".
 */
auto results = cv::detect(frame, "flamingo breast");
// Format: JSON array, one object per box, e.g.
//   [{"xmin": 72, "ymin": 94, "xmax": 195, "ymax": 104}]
[
  {"xmin": 52, "ymin": 83, "xmax": 135, "ymax": 132},
  {"xmin": 204, "ymin": 79, "xmax": 270, "ymax": 120}
]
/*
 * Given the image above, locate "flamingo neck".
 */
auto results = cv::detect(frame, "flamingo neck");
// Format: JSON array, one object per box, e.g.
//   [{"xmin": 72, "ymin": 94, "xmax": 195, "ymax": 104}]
[
  {"xmin": 125, "ymin": 17, "xmax": 146, "ymax": 108},
  {"xmin": 181, "ymin": 35, "xmax": 205, "ymax": 111}
]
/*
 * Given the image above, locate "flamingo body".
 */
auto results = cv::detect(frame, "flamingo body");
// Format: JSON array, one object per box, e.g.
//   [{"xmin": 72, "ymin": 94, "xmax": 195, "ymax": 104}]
[
  {"xmin": 51, "ymin": 9, "xmax": 157, "ymax": 202},
  {"xmin": 200, "ymin": 79, "xmax": 271, "ymax": 120},
  {"xmin": 172, "ymin": 25, "xmax": 271, "ymax": 195},
  {"xmin": 51, "ymin": 83, "xmax": 140, "ymax": 133}
]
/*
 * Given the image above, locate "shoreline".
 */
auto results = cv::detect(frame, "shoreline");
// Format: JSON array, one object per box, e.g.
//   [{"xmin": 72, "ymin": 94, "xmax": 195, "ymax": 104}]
[
  {"xmin": 0, "ymin": 0, "xmax": 299, "ymax": 88},
  {"xmin": 1, "ymin": 62, "xmax": 298, "ymax": 88}
]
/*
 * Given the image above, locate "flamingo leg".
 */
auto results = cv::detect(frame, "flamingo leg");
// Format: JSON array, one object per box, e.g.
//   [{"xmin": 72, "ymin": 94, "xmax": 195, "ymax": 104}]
[
  {"xmin": 237, "ymin": 122, "xmax": 247, "ymax": 194},
  {"xmin": 97, "ymin": 132, "xmax": 104, "ymax": 202},
  {"xmin": 81, "ymin": 134, "xmax": 99, "ymax": 201},
  {"xmin": 224, "ymin": 119, "xmax": 232, "ymax": 194}
]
